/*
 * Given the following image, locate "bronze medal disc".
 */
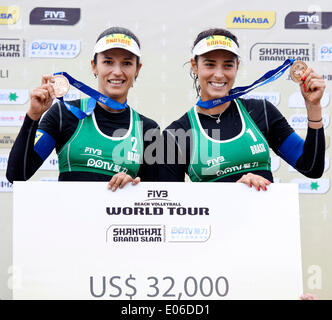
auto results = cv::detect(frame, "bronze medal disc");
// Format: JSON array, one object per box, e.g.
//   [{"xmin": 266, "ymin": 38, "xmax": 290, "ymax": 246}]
[
  {"xmin": 51, "ymin": 75, "xmax": 70, "ymax": 98},
  {"xmin": 290, "ymin": 60, "xmax": 307, "ymax": 83}
]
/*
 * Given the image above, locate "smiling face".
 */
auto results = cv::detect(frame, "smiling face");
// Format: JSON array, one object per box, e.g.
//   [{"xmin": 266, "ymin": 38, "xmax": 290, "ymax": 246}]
[
  {"xmin": 191, "ymin": 49, "xmax": 239, "ymax": 101},
  {"xmin": 91, "ymin": 48, "xmax": 141, "ymax": 104}
]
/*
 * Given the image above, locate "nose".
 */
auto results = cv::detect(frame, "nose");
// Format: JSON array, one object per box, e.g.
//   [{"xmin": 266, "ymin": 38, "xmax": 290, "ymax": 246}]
[
  {"xmin": 112, "ymin": 63, "xmax": 123, "ymax": 76},
  {"xmin": 214, "ymin": 66, "xmax": 224, "ymax": 79}
]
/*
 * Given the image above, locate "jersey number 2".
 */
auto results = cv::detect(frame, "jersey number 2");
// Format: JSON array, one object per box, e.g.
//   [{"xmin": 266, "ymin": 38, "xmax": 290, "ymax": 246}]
[{"xmin": 131, "ymin": 137, "xmax": 138, "ymax": 152}]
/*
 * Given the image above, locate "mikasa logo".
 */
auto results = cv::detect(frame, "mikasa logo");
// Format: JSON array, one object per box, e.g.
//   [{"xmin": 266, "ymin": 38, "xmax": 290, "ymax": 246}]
[{"xmin": 226, "ymin": 11, "xmax": 276, "ymax": 29}]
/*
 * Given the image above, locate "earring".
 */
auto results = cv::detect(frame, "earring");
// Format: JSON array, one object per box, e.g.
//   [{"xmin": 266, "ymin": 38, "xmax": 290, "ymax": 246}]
[{"xmin": 94, "ymin": 74, "xmax": 97, "ymax": 79}]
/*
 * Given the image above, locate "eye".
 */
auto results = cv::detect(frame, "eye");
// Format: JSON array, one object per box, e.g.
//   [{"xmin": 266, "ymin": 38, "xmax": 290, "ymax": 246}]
[
  {"xmin": 103, "ymin": 59, "xmax": 112, "ymax": 65},
  {"xmin": 225, "ymin": 63, "xmax": 235, "ymax": 69},
  {"xmin": 123, "ymin": 61, "xmax": 133, "ymax": 66}
]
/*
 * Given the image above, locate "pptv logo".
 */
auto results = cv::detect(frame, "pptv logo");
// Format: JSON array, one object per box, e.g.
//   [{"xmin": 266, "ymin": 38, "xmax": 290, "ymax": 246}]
[
  {"xmin": 168, "ymin": 225, "xmax": 211, "ymax": 243},
  {"xmin": 226, "ymin": 11, "xmax": 276, "ymax": 29},
  {"xmin": 29, "ymin": 40, "xmax": 80, "ymax": 58},
  {"xmin": 289, "ymin": 114, "xmax": 329, "ymax": 130},
  {"xmin": 0, "ymin": 6, "xmax": 19, "ymax": 24},
  {"xmin": 318, "ymin": 44, "xmax": 332, "ymax": 62}
]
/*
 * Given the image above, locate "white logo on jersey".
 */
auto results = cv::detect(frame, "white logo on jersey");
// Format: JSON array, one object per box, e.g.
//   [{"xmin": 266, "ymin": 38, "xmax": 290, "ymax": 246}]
[
  {"xmin": 206, "ymin": 156, "xmax": 225, "ymax": 167},
  {"xmin": 250, "ymin": 143, "xmax": 266, "ymax": 155}
]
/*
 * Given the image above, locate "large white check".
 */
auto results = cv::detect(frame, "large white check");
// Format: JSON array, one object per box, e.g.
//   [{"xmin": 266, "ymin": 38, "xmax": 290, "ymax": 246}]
[{"xmin": 12, "ymin": 182, "xmax": 302, "ymax": 300}]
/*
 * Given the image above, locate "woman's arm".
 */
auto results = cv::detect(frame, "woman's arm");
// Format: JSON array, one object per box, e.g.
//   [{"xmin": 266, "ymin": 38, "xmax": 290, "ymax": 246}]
[{"xmin": 6, "ymin": 76, "xmax": 57, "ymax": 183}]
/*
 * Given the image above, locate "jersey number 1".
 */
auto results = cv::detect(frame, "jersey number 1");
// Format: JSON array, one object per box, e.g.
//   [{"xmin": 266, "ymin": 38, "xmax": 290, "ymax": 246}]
[{"xmin": 246, "ymin": 128, "xmax": 257, "ymax": 142}]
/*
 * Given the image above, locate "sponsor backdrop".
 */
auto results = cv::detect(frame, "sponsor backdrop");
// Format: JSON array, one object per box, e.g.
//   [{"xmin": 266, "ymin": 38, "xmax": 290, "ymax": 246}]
[{"xmin": 0, "ymin": 0, "xmax": 331, "ymax": 299}]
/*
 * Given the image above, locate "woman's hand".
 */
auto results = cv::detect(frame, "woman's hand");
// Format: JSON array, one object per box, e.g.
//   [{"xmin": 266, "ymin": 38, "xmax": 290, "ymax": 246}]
[
  {"xmin": 300, "ymin": 293, "xmax": 319, "ymax": 300},
  {"xmin": 300, "ymin": 67, "xmax": 325, "ymax": 129},
  {"xmin": 108, "ymin": 172, "xmax": 141, "ymax": 192},
  {"xmin": 236, "ymin": 173, "xmax": 271, "ymax": 191},
  {"xmin": 27, "ymin": 75, "xmax": 56, "ymax": 121},
  {"xmin": 300, "ymin": 67, "xmax": 326, "ymax": 106}
]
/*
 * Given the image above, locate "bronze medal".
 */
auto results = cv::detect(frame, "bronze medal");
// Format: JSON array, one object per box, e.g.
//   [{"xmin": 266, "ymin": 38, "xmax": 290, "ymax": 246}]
[
  {"xmin": 290, "ymin": 60, "xmax": 307, "ymax": 83},
  {"xmin": 51, "ymin": 75, "xmax": 70, "ymax": 98}
]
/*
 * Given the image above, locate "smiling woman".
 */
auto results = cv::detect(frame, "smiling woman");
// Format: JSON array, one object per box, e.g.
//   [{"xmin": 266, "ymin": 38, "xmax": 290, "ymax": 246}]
[
  {"xmin": 92, "ymin": 48, "xmax": 141, "ymax": 105},
  {"xmin": 158, "ymin": 27, "xmax": 326, "ymax": 191},
  {"xmin": 6, "ymin": 27, "xmax": 160, "ymax": 190}
]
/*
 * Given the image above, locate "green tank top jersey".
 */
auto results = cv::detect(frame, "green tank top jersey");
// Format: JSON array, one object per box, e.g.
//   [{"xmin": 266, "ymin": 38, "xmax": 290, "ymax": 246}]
[
  {"xmin": 187, "ymin": 99, "xmax": 271, "ymax": 182},
  {"xmin": 57, "ymin": 98, "xmax": 144, "ymax": 178}
]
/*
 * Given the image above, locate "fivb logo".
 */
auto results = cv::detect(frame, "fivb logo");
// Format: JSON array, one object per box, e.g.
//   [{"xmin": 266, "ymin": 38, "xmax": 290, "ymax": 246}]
[
  {"xmin": 147, "ymin": 190, "xmax": 168, "ymax": 199},
  {"xmin": 285, "ymin": 11, "xmax": 332, "ymax": 29},
  {"xmin": 30, "ymin": 7, "xmax": 80, "ymax": 25}
]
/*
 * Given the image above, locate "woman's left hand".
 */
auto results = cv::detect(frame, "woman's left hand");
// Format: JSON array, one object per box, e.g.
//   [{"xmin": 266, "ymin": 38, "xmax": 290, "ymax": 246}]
[
  {"xmin": 300, "ymin": 67, "xmax": 326, "ymax": 107},
  {"xmin": 108, "ymin": 172, "xmax": 141, "ymax": 192},
  {"xmin": 236, "ymin": 173, "xmax": 271, "ymax": 191}
]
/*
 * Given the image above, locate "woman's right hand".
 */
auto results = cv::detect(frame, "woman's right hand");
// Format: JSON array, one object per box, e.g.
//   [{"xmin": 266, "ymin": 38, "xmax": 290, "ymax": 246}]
[{"xmin": 27, "ymin": 75, "xmax": 56, "ymax": 121}]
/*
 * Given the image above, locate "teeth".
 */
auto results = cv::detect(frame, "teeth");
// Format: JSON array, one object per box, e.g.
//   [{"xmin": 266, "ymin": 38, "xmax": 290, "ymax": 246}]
[
  {"xmin": 109, "ymin": 80, "xmax": 124, "ymax": 84},
  {"xmin": 210, "ymin": 82, "xmax": 226, "ymax": 88}
]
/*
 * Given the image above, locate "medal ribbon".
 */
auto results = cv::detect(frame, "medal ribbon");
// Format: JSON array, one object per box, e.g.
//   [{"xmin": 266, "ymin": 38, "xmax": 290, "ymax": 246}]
[
  {"xmin": 53, "ymin": 72, "xmax": 128, "ymax": 119},
  {"xmin": 197, "ymin": 58, "xmax": 295, "ymax": 109}
]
